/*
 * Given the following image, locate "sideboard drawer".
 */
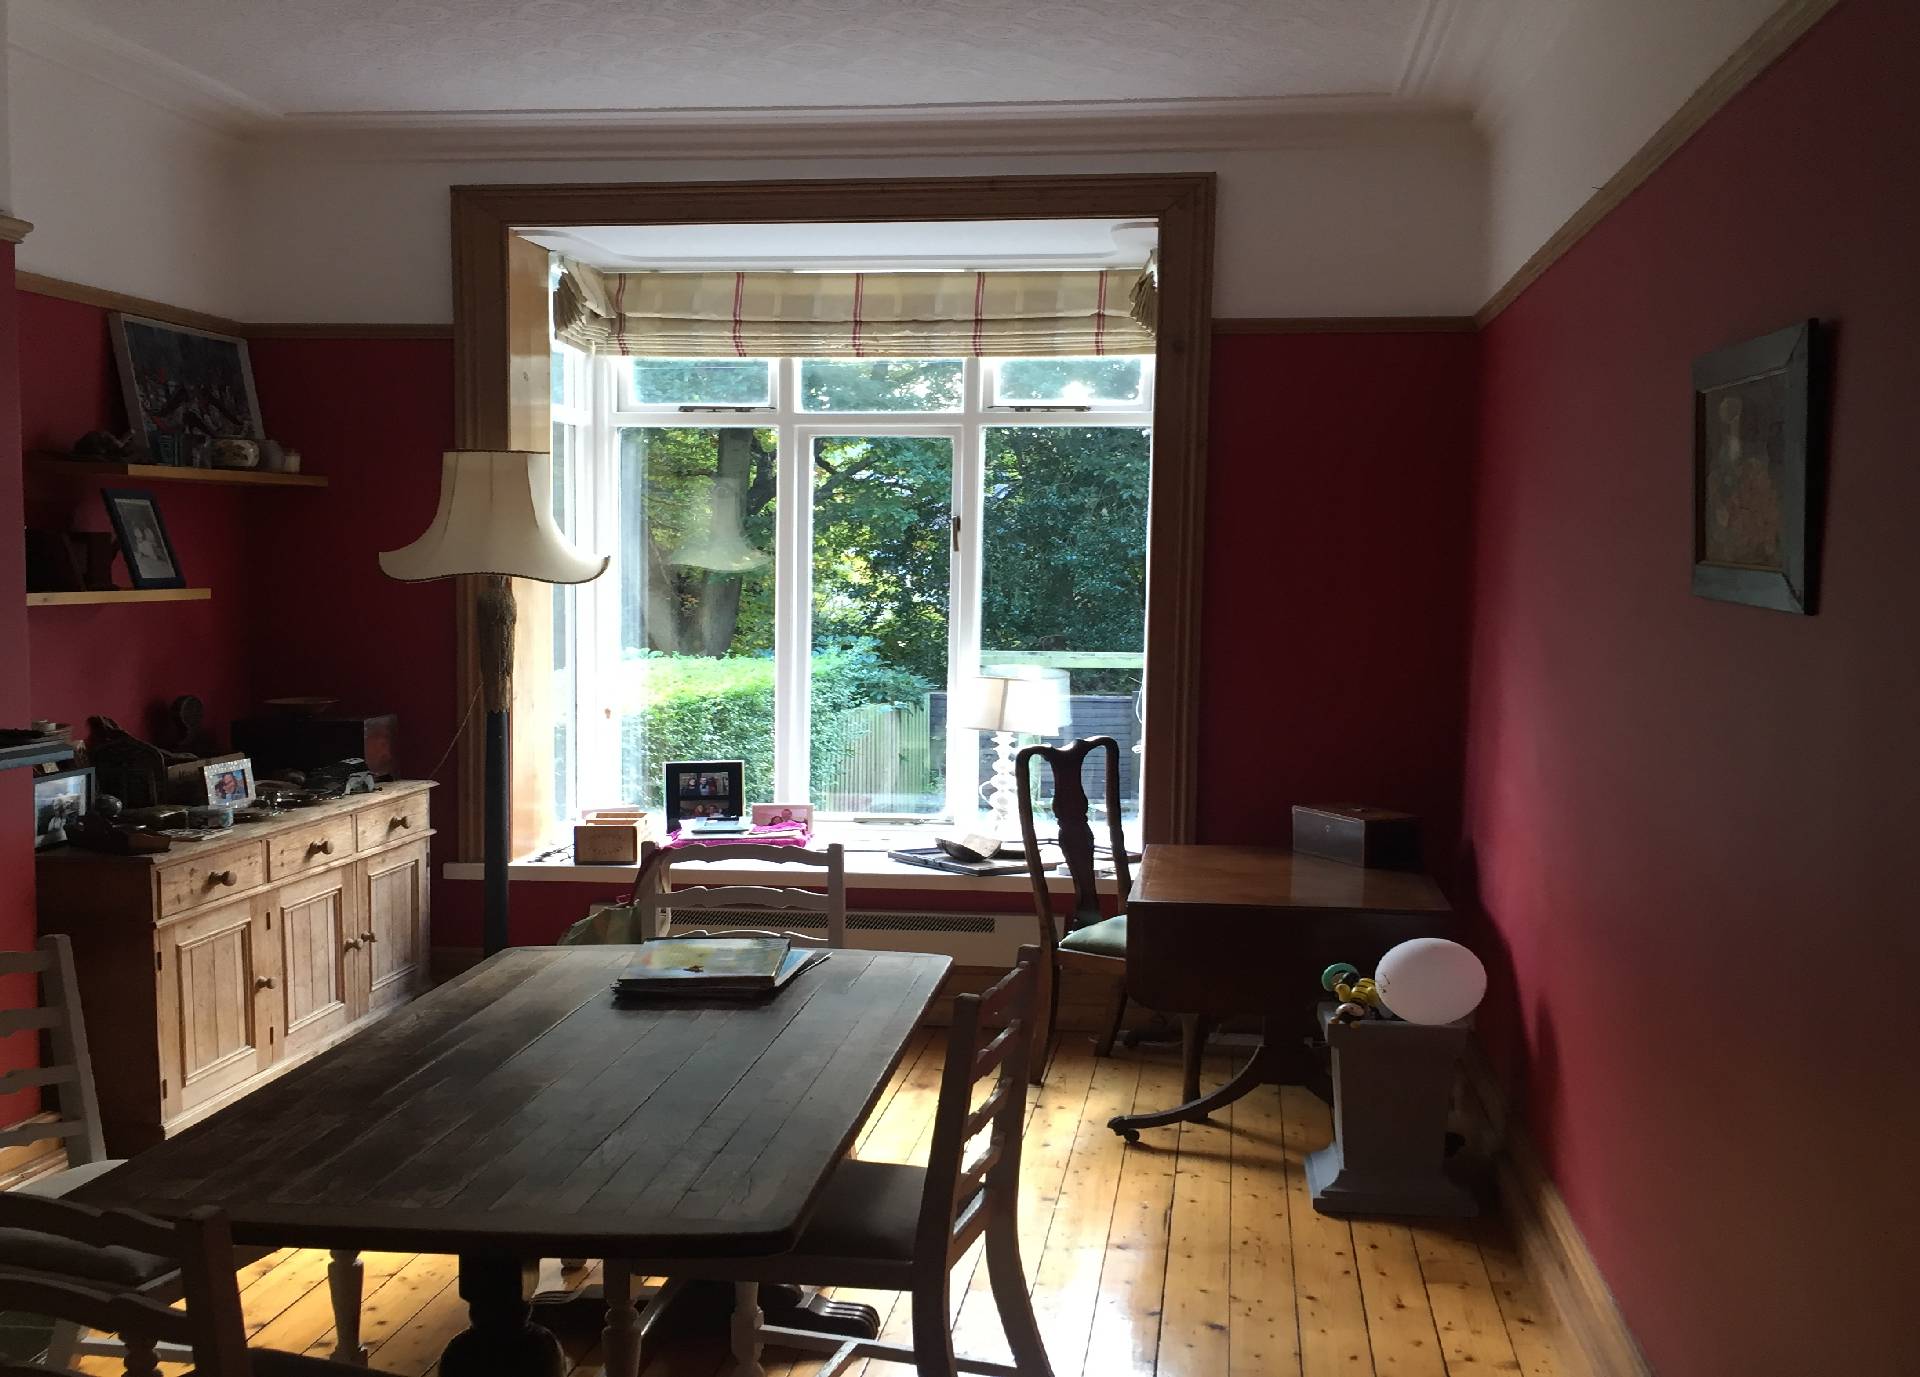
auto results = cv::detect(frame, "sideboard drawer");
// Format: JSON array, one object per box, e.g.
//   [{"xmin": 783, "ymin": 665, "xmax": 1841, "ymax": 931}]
[
  {"xmin": 269, "ymin": 814, "xmax": 356, "ymax": 879},
  {"xmin": 356, "ymin": 794, "xmax": 428, "ymax": 851},
  {"xmin": 159, "ymin": 842, "xmax": 269, "ymax": 917}
]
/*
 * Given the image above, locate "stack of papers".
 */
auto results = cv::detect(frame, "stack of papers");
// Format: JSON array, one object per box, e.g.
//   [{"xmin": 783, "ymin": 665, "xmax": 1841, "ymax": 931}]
[{"xmin": 612, "ymin": 936, "xmax": 828, "ymax": 1001}]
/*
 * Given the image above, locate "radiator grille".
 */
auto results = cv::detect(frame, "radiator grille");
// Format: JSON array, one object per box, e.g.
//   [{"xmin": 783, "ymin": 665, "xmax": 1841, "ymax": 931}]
[{"xmin": 666, "ymin": 908, "xmax": 996, "ymax": 935}]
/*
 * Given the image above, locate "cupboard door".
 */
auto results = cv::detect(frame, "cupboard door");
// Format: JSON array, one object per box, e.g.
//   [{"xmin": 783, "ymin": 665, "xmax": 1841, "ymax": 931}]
[
  {"xmin": 158, "ymin": 899, "xmax": 274, "ymax": 1120},
  {"xmin": 271, "ymin": 867, "xmax": 362, "ymax": 1055},
  {"xmin": 361, "ymin": 840, "xmax": 429, "ymax": 1014}
]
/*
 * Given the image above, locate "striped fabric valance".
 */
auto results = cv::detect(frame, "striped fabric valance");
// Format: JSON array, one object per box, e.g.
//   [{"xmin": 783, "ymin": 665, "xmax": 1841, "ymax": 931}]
[{"xmin": 554, "ymin": 261, "xmax": 1156, "ymax": 358}]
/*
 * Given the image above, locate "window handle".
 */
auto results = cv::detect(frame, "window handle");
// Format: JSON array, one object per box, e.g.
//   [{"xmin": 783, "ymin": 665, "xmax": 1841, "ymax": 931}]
[{"xmin": 951, "ymin": 514, "xmax": 961, "ymax": 552}]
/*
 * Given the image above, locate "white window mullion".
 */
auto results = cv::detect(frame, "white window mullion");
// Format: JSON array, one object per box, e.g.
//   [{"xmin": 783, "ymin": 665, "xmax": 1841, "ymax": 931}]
[
  {"xmin": 946, "ymin": 359, "xmax": 988, "ymax": 825},
  {"xmin": 773, "ymin": 358, "xmax": 811, "ymax": 804},
  {"xmin": 578, "ymin": 354, "xmax": 623, "ymax": 810}
]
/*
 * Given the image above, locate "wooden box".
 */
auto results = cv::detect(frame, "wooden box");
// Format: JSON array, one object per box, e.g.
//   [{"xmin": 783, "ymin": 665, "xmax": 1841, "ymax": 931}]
[
  {"xmin": 1291, "ymin": 805, "xmax": 1420, "ymax": 870},
  {"xmin": 233, "ymin": 713, "xmax": 398, "ymax": 780},
  {"xmin": 574, "ymin": 810, "xmax": 649, "ymax": 864}
]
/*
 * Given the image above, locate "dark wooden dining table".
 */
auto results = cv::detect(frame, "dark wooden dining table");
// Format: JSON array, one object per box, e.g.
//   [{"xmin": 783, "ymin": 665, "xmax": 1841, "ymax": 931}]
[
  {"xmin": 76, "ymin": 944, "xmax": 949, "ymax": 1377},
  {"xmin": 1111, "ymin": 844, "xmax": 1452, "ymax": 1138}
]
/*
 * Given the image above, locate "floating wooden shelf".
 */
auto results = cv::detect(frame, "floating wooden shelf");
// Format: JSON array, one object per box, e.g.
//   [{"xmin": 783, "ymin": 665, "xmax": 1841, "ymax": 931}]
[
  {"xmin": 27, "ymin": 456, "xmax": 326, "ymax": 489},
  {"xmin": 0, "ymin": 739, "xmax": 76, "ymax": 772},
  {"xmin": 26, "ymin": 587, "xmax": 213, "ymax": 607}
]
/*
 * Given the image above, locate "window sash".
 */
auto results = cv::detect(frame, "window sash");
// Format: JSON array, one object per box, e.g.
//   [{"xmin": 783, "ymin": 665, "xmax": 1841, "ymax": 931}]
[{"xmin": 557, "ymin": 356, "xmax": 1152, "ymax": 823}]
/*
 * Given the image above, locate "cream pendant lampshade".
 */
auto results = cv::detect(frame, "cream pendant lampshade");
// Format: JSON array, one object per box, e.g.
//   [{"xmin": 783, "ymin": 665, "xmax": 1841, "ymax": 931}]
[{"xmin": 379, "ymin": 450, "xmax": 608, "ymax": 584}]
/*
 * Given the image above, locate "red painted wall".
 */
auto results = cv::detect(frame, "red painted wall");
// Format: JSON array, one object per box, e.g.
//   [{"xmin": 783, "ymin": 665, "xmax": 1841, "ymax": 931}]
[
  {"xmin": 1463, "ymin": 3, "xmax": 1918, "ymax": 1373},
  {"xmin": 244, "ymin": 338, "xmax": 461, "ymax": 846},
  {"xmin": 0, "ymin": 246, "xmax": 42, "ymax": 1121},
  {"xmin": 18, "ymin": 292, "xmax": 258, "ymax": 745},
  {"xmin": 1199, "ymin": 331, "xmax": 1478, "ymax": 873}
]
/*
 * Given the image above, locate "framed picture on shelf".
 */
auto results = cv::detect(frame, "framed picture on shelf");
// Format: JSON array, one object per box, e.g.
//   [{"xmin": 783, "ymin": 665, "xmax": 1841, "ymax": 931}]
[
  {"xmin": 202, "ymin": 758, "xmax": 257, "ymax": 808},
  {"xmin": 100, "ymin": 489, "xmax": 186, "ymax": 589},
  {"xmin": 108, "ymin": 312, "xmax": 264, "ymax": 465},
  {"xmin": 1691, "ymin": 320, "xmax": 1824, "ymax": 614},
  {"xmin": 32, "ymin": 767, "xmax": 93, "ymax": 849}
]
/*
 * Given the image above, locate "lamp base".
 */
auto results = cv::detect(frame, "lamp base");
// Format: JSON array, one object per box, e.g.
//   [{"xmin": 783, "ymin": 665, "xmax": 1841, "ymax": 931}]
[{"xmin": 983, "ymin": 730, "xmax": 1019, "ymax": 837}]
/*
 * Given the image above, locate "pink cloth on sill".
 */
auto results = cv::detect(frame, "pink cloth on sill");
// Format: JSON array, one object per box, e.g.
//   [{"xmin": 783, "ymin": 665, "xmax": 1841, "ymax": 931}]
[{"xmin": 665, "ymin": 820, "xmax": 813, "ymax": 849}]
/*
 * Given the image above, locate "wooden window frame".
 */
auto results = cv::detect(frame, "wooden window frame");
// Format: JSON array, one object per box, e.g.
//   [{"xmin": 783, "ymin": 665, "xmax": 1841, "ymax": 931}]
[{"xmin": 449, "ymin": 173, "xmax": 1215, "ymax": 860}]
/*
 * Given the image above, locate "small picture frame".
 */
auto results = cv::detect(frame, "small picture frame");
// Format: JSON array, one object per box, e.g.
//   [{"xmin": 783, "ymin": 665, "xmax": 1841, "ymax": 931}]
[
  {"xmin": 750, "ymin": 803, "xmax": 814, "ymax": 831},
  {"xmin": 202, "ymin": 758, "xmax": 256, "ymax": 808},
  {"xmin": 663, "ymin": 759, "xmax": 745, "ymax": 831},
  {"xmin": 33, "ymin": 767, "xmax": 93, "ymax": 850},
  {"xmin": 101, "ymin": 489, "xmax": 186, "ymax": 589}
]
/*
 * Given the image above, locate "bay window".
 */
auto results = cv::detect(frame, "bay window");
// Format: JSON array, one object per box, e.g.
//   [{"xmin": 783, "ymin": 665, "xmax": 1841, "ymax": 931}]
[{"xmin": 549, "ymin": 351, "xmax": 1152, "ymax": 829}]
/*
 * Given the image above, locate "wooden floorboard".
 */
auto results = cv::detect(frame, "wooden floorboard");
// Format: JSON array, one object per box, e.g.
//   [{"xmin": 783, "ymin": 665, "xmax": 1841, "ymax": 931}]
[{"xmin": 62, "ymin": 1039, "xmax": 1572, "ymax": 1377}]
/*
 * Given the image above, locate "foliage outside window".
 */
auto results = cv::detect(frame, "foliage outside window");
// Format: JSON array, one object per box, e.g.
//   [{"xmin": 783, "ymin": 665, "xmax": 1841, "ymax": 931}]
[{"xmin": 550, "ymin": 353, "xmax": 1152, "ymax": 826}]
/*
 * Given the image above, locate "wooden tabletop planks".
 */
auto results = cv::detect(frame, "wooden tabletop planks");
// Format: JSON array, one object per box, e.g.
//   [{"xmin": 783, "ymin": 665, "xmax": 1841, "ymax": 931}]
[{"xmin": 77, "ymin": 946, "xmax": 948, "ymax": 1258}]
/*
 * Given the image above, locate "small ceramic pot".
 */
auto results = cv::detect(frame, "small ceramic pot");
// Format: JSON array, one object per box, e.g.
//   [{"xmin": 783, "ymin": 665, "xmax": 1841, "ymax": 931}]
[
  {"xmin": 259, "ymin": 439, "xmax": 287, "ymax": 472},
  {"xmin": 211, "ymin": 438, "xmax": 261, "ymax": 469}
]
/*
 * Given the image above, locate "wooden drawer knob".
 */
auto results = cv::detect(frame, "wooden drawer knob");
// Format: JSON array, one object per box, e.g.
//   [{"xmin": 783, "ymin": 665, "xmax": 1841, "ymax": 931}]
[
  {"xmin": 360, "ymin": 931, "xmax": 377, "ymax": 944},
  {"xmin": 389, "ymin": 815, "xmax": 412, "ymax": 830},
  {"xmin": 254, "ymin": 976, "xmax": 276, "ymax": 991},
  {"xmin": 308, "ymin": 839, "xmax": 335, "ymax": 856},
  {"xmin": 344, "ymin": 937, "xmax": 362, "ymax": 951},
  {"xmin": 208, "ymin": 870, "xmax": 238, "ymax": 888}
]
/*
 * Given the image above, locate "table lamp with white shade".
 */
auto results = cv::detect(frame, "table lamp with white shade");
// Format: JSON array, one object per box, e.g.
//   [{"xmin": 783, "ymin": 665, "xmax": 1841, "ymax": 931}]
[
  {"xmin": 380, "ymin": 450, "xmax": 608, "ymax": 956},
  {"xmin": 962, "ymin": 668, "xmax": 1070, "ymax": 835}
]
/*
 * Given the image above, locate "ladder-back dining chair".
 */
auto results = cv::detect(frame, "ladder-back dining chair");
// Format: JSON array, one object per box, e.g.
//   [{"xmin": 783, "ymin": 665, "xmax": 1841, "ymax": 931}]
[
  {"xmin": 637, "ymin": 841, "xmax": 847, "ymax": 948},
  {"xmin": 0, "ymin": 1193, "xmax": 384, "ymax": 1376},
  {"xmin": 600, "ymin": 949, "xmax": 1052, "ymax": 1377},
  {"xmin": 1015, "ymin": 738, "xmax": 1207, "ymax": 1094},
  {"xmin": 0, "ymin": 936, "xmax": 366, "ymax": 1371}
]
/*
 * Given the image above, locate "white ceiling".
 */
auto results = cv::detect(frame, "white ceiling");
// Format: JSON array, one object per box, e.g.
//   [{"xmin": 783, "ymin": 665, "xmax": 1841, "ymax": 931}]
[
  {"xmin": 35, "ymin": 0, "xmax": 1493, "ymax": 116},
  {"xmin": 524, "ymin": 219, "xmax": 1158, "ymax": 272}
]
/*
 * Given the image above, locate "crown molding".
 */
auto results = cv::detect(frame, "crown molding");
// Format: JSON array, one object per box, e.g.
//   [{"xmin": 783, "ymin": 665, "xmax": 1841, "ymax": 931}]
[
  {"xmin": 1477, "ymin": 0, "xmax": 1843, "ymax": 324},
  {"xmin": 8, "ymin": 0, "xmax": 269, "ymax": 137},
  {"xmin": 262, "ymin": 96, "xmax": 1478, "ymax": 163}
]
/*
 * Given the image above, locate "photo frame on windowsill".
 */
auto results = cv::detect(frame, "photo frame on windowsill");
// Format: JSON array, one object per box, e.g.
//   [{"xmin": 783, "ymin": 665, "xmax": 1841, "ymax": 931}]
[{"xmin": 663, "ymin": 759, "xmax": 745, "ymax": 832}]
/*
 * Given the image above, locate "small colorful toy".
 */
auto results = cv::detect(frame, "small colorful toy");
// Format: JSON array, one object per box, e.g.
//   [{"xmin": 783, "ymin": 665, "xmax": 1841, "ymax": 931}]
[{"xmin": 1321, "ymin": 961, "xmax": 1383, "ymax": 1015}]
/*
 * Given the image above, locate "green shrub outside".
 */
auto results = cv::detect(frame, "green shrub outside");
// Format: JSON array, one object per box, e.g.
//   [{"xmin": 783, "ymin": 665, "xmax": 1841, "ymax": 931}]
[{"xmin": 618, "ymin": 641, "xmax": 932, "ymax": 807}]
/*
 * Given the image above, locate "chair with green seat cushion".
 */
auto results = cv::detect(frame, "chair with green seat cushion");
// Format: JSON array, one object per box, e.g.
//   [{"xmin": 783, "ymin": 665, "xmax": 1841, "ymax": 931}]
[
  {"xmin": 1058, "ymin": 912, "xmax": 1128, "ymax": 959},
  {"xmin": 1015, "ymin": 738, "xmax": 1206, "ymax": 1090}
]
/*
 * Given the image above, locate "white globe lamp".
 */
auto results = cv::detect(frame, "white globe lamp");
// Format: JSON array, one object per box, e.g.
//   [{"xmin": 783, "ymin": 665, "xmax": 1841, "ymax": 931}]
[{"xmin": 1374, "ymin": 938, "xmax": 1487, "ymax": 1025}]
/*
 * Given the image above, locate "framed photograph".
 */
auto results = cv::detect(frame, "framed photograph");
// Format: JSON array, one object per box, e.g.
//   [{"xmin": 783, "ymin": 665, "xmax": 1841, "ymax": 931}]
[
  {"xmin": 750, "ymin": 803, "xmax": 813, "ymax": 830},
  {"xmin": 109, "ymin": 312, "xmax": 264, "ymax": 464},
  {"xmin": 202, "ymin": 758, "xmax": 256, "ymax": 808},
  {"xmin": 1691, "ymin": 320, "xmax": 1824, "ymax": 614},
  {"xmin": 101, "ymin": 489, "xmax": 186, "ymax": 589},
  {"xmin": 33, "ymin": 767, "xmax": 93, "ymax": 849},
  {"xmin": 663, "ymin": 759, "xmax": 744, "ymax": 831}
]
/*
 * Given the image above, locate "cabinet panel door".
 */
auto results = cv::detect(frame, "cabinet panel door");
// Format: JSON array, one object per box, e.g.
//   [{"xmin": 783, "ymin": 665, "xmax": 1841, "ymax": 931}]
[
  {"xmin": 362, "ymin": 840, "xmax": 429, "ymax": 1014},
  {"xmin": 159, "ymin": 899, "xmax": 272, "ymax": 1119},
  {"xmin": 272, "ymin": 867, "xmax": 361, "ymax": 1055}
]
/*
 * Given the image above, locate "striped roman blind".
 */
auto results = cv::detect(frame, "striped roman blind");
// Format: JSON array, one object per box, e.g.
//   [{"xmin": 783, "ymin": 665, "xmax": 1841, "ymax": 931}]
[{"xmin": 553, "ymin": 261, "xmax": 1155, "ymax": 358}]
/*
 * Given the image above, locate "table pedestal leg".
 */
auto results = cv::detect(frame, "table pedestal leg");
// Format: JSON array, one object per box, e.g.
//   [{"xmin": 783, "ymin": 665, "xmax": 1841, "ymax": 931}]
[
  {"xmin": 441, "ymin": 1253, "xmax": 565, "ymax": 1377},
  {"xmin": 1107, "ymin": 1016, "xmax": 1306, "ymax": 1140}
]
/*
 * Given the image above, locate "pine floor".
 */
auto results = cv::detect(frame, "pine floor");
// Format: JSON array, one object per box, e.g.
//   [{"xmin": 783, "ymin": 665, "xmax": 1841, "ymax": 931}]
[{"xmin": 70, "ymin": 1033, "xmax": 1574, "ymax": 1377}]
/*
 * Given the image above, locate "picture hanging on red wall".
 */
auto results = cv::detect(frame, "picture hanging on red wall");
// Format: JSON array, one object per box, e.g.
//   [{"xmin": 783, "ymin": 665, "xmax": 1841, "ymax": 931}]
[{"xmin": 1690, "ymin": 319, "xmax": 1824, "ymax": 614}]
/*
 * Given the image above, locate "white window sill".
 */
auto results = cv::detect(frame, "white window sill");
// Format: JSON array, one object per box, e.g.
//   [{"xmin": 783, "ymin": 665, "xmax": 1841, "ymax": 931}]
[{"xmin": 442, "ymin": 821, "xmax": 1124, "ymax": 895}]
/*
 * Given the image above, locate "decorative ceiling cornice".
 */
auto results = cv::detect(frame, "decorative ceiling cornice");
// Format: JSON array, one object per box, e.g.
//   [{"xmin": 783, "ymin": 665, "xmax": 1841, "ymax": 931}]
[
  {"xmin": 264, "ymin": 98, "xmax": 1481, "ymax": 164},
  {"xmin": 9, "ymin": 0, "xmax": 1494, "ymax": 162}
]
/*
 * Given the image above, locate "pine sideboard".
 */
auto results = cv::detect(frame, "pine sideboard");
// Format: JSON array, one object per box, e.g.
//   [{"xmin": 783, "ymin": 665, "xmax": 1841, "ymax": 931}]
[{"xmin": 35, "ymin": 781, "xmax": 434, "ymax": 1152}]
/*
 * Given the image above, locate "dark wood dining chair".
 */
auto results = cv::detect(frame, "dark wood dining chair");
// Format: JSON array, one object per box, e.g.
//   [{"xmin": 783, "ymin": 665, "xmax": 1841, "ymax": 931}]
[
  {"xmin": 0, "ymin": 1192, "xmax": 384, "ymax": 1376},
  {"xmin": 1014, "ymin": 738, "xmax": 1207, "ymax": 1093},
  {"xmin": 602, "ymin": 950, "xmax": 1053, "ymax": 1377}
]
